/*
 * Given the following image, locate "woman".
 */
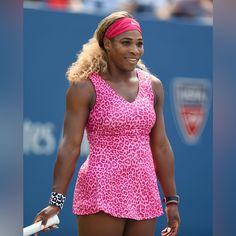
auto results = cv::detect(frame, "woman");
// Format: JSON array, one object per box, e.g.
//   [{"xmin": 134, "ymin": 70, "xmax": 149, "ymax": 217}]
[{"xmin": 34, "ymin": 11, "xmax": 180, "ymax": 236}]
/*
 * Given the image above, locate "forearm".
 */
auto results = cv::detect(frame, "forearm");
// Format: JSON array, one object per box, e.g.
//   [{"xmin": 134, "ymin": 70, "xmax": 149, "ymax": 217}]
[
  {"xmin": 52, "ymin": 139, "xmax": 80, "ymax": 195},
  {"xmin": 154, "ymin": 142, "xmax": 177, "ymax": 197}
]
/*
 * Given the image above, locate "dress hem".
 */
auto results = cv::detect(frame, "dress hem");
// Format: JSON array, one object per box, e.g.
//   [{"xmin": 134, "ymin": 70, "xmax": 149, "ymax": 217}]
[{"xmin": 72, "ymin": 207, "xmax": 164, "ymax": 221}]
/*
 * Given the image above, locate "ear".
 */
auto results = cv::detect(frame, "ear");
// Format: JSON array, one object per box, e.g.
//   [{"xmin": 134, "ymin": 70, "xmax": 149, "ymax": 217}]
[{"xmin": 103, "ymin": 38, "xmax": 111, "ymax": 52}]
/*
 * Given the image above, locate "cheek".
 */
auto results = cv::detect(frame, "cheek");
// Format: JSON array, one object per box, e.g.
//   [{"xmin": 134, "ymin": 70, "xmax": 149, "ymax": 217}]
[
  {"xmin": 112, "ymin": 46, "xmax": 124, "ymax": 56},
  {"xmin": 110, "ymin": 49, "xmax": 120, "ymax": 58},
  {"xmin": 140, "ymin": 48, "xmax": 144, "ymax": 56}
]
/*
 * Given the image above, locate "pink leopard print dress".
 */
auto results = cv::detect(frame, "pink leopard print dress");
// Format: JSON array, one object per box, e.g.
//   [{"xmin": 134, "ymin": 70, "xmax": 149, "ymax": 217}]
[{"xmin": 72, "ymin": 69, "xmax": 163, "ymax": 220}]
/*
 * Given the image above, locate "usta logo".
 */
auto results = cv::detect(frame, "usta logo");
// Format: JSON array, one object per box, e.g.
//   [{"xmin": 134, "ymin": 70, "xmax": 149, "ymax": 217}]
[{"xmin": 172, "ymin": 78, "xmax": 211, "ymax": 144}]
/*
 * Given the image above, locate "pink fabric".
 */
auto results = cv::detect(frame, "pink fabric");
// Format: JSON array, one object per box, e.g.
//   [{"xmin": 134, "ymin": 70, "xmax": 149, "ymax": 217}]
[
  {"xmin": 73, "ymin": 69, "xmax": 163, "ymax": 220},
  {"xmin": 104, "ymin": 17, "xmax": 142, "ymax": 39}
]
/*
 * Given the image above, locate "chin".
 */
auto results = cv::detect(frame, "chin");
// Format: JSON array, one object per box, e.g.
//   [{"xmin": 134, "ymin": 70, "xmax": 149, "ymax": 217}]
[
  {"xmin": 124, "ymin": 64, "xmax": 137, "ymax": 72},
  {"xmin": 118, "ymin": 63, "xmax": 136, "ymax": 72}
]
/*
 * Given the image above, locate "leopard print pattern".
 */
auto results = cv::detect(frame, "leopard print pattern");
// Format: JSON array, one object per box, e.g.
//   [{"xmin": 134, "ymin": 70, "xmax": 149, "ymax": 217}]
[{"xmin": 73, "ymin": 69, "xmax": 163, "ymax": 220}]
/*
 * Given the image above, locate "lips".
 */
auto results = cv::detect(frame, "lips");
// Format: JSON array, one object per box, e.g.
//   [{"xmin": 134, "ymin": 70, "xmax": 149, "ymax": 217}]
[{"xmin": 126, "ymin": 58, "xmax": 138, "ymax": 64}]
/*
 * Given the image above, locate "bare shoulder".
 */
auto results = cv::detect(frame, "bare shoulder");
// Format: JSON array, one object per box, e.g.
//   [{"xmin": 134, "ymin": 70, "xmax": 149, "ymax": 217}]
[
  {"xmin": 150, "ymin": 74, "xmax": 163, "ymax": 93},
  {"xmin": 66, "ymin": 79, "xmax": 95, "ymax": 108},
  {"xmin": 150, "ymin": 74, "xmax": 164, "ymax": 105}
]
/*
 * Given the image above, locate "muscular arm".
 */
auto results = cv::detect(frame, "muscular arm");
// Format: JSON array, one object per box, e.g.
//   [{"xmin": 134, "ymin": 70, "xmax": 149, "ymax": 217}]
[
  {"xmin": 150, "ymin": 76, "xmax": 180, "ymax": 235},
  {"xmin": 150, "ymin": 76, "xmax": 177, "ymax": 197},
  {"xmin": 52, "ymin": 80, "xmax": 94, "ymax": 195},
  {"xmin": 33, "ymin": 79, "xmax": 95, "ymax": 227}
]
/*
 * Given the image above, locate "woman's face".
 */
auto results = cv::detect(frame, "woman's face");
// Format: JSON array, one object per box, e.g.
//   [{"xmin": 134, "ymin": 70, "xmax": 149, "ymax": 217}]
[{"xmin": 105, "ymin": 30, "xmax": 144, "ymax": 72}]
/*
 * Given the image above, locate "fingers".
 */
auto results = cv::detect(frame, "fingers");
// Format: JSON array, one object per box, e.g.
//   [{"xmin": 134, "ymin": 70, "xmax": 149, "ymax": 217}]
[
  {"xmin": 165, "ymin": 205, "xmax": 180, "ymax": 236},
  {"xmin": 33, "ymin": 224, "xmax": 59, "ymax": 234},
  {"xmin": 41, "ymin": 215, "xmax": 48, "ymax": 228},
  {"xmin": 32, "ymin": 206, "xmax": 60, "ymax": 234},
  {"xmin": 167, "ymin": 223, "xmax": 179, "ymax": 235},
  {"xmin": 33, "ymin": 206, "xmax": 60, "ymax": 227},
  {"xmin": 161, "ymin": 222, "xmax": 179, "ymax": 236},
  {"xmin": 42, "ymin": 224, "xmax": 59, "ymax": 232},
  {"xmin": 170, "ymin": 220, "xmax": 180, "ymax": 235},
  {"xmin": 161, "ymin": 227, "xmax": 177, "ymax": 235},
  {"xmin": 161, "ymin": 227, "xmax": 171, "ymax": 235},
  {"xmin": 161, "ymin": 227, "xmax": 176, "ymax": 236},
  {"xmin": 33, "ymin": 214, "xmax": 43, "ymax": 224},
  {"xmin": 33, "ymin": 213, "xmax": 48, "ymax": 228},
  {"xmin": 51, "ymin": 225, "xmax": 59, "ymax": 230},
  {"xmin": 33, "ymin": 208, "xmax": 48, "ymax": 225}
]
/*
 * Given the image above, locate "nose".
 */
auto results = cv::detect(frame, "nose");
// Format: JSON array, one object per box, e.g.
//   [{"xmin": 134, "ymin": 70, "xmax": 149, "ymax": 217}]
[{"xmin": 129, "ymin": 44, "xmax": 140, "ymax": 56}]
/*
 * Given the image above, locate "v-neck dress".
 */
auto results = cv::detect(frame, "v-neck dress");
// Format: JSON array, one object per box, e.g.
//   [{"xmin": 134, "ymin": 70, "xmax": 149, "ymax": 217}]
[{"xmin": 72, "ymin": 68, "xmax": 163, "ymax": 220}]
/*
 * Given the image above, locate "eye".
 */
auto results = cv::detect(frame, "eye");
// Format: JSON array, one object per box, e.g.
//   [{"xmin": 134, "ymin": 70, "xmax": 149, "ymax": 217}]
[
  {"xmin": 121, "ymin": 41, "xmax": 130, "ymax": 46},
  {"xmin": 137, "ymin": 42, "xmax": 143, "ymax": 47}
]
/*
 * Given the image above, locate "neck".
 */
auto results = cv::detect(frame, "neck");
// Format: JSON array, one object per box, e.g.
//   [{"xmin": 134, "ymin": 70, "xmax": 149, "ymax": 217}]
[{"xmin": 106, "ymin": 63, "xmax": 136, "ymax": 82}]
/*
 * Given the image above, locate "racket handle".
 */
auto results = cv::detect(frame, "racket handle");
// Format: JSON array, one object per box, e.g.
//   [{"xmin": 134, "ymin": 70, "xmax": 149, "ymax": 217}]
[{"xmin": 23, "ymin": 215, "xmax": 60, "ymax": 236}]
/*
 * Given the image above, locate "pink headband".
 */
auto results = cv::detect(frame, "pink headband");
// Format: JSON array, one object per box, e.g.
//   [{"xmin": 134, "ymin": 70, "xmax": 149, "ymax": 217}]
[{"xmin": 104, "ymin": 17, "xmax": 142, "ymax": 39}]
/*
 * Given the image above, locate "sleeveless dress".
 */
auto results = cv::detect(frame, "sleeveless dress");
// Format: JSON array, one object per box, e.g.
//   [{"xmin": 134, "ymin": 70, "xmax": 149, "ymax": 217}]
[{"xmin": 72, "ymin": 69, "xmax": 163, "ymax": 220}]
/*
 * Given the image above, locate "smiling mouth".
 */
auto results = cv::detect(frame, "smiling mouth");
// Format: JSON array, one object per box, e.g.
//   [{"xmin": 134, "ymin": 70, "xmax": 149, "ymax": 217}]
[{"xmin": 127, "ymin": 58, "xmax": 138, "ymax": 64}]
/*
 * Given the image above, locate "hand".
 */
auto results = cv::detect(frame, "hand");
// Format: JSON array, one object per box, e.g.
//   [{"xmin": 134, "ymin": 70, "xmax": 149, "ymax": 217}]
[
  {"xmin": 33, "ymin": 205, "xmax": 60, "ymax": 235},
  {"xmin": 161, "ymin": 204, "xmax": 180, "ymax": 236}
]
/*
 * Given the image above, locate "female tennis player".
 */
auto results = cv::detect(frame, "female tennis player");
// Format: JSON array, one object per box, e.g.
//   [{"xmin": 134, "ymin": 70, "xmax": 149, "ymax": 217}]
[{"xmin": 33, "ymin": 11, "xmax": 180, "ymax": 236}]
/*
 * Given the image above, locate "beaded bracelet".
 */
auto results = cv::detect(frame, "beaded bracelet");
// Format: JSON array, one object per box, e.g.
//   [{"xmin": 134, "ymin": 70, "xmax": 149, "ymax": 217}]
[
  {"xmin": 49, "ymin": 192, "xmax": 66, "ymax": 210},
  {"xmin": 163, "ymin": 195, "xmax": 180, "ymax": 206}
]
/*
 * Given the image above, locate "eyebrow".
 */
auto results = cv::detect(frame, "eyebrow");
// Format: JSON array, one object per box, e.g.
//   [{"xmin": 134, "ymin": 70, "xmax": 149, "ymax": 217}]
[{"xmin": 120, "ymin": 37, "xmax": 143, "ymax": 41}]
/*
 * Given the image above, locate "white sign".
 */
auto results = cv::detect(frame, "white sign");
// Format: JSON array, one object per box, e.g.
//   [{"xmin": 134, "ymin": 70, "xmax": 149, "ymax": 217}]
[{"xmin": 24, "ymin": 120, "xmax": 56, "ymax": 155}]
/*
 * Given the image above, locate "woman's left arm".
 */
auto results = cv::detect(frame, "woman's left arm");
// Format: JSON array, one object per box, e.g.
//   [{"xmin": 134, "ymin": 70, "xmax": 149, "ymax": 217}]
[{"xmin": 149, "ymin": 75, "xmax": 180, "ymax": 236}]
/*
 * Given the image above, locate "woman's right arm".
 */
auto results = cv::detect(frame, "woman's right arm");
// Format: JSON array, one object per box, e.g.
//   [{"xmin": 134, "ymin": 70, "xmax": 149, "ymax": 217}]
[{"xmin": 33, "ymin": 79, "xmax": 94, "ymax": 228}]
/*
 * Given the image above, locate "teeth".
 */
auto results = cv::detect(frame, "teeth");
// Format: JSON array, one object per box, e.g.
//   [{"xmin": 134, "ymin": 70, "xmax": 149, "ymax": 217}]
[{"xmin": 127, "ymin": 59, "xmax": 137, "ymax": 63}]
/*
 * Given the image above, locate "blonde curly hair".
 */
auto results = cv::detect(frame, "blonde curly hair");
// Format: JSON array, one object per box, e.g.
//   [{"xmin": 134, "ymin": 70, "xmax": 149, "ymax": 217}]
[{"xmin": 66, "ymin": 11, "xmax": 148, "ymax": 83}]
